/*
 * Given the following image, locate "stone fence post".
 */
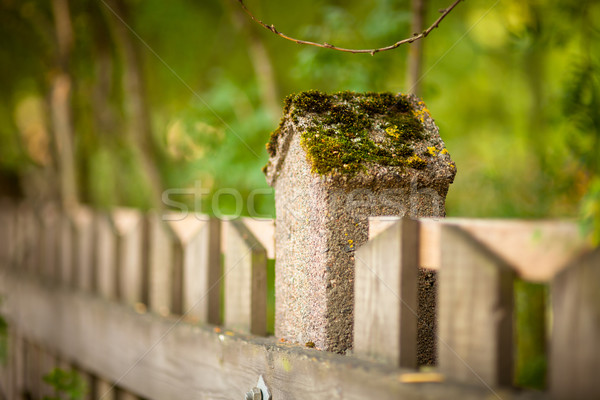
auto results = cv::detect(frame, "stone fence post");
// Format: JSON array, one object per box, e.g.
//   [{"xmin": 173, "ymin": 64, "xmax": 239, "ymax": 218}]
[{"xmin": 264, "ymin": 91, "xmax": 456, "ymax": 353}]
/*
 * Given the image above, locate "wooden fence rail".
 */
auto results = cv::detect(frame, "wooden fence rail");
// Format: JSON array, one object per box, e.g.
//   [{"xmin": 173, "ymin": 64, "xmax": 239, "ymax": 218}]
[{"xmin": 0, "ymin": 199, "xmax": 598, "ymax": 399}]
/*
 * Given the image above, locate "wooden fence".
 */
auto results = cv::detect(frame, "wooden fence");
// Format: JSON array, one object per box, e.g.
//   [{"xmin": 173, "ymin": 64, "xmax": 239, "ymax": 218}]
[{"xmin": 0, "ymin": 199, "xmax": 598, "ymax": 399}]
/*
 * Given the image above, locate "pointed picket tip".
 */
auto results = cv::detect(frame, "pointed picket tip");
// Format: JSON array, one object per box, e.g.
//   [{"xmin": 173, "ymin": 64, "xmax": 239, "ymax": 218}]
[
  {"xmin": 70, "ymin": 204, "xmax": 94, "ymax": 226},
  {"xmin": 112, "ymin": 207, "xmax": 143, "ymax": 236},
  {"xmin": 241, "ymin": 217, "xmax": 275, "ymax": 259},
  {"xmin": 165, "ymin": 212, "xmax": 209, "ymax": 245}
]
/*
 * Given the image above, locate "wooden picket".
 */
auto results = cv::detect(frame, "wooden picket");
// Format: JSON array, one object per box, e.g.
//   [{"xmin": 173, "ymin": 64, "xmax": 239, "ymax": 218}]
[
  {"xmin": 72, "ymin": 206, "xmax": 95, "ymax": 292},
  {"xmin": 94, "ymin": 212, "xmax": 117, "ymax": 300},
  {"xmin": 112, "ymin": 208, "xmax": 144, "ymax": 306},
  {"xmin": 354, "ymin": 218, "xmax": 418, "ymax": 368},
  {"xmin": 438, "ymin": 224, "xmax": 514, "ymax": 387},
  {"xmin": 166, "ymin": 213, "xmax": 221, "ymax": 322},
  {"xmin": 550, "ymin": 248, "xmax": 600, "ymax": 400},
  {"xmin": 223, "ymin": 219, "xmax": 267, "ymax": 336}
]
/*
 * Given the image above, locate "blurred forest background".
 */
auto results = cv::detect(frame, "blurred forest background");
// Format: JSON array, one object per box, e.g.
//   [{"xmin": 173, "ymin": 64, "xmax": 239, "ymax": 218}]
[{"xmin": 0, "ymin": 0, "xmax": 599, "ymax": 241}]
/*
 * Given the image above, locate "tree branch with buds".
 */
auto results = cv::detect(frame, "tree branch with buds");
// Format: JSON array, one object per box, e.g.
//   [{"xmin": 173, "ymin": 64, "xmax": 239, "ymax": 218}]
[{"xmin": 236, "ymin": 0, "xmax": 463, "ymax": 55}]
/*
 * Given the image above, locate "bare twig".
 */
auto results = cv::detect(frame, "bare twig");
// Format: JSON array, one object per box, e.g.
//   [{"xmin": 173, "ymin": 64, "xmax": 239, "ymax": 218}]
[{"xmin": 236, "ymin": 0, "xmax": 463, "ymax": 55}]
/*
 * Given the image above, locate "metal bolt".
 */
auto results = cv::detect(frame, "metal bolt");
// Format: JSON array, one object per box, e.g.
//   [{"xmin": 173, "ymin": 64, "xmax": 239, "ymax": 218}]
[
  {"xmin": 245, "ymin": 387, "xmax": 262, "ymax": 400},
  {"xmin": 245, "ymin": 375, "xmax": 271, "ymax": 400}
]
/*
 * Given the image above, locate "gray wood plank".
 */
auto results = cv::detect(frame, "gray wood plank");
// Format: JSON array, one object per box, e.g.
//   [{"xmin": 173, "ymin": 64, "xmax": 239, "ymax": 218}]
[
  {"xmin": 13, "ymin": 329, "xmax": 26, "ymax": 400},
  {"xmin": 59, "ymin": 213, "xmax": 75, "ymax": 287},
  {"xmin": 223, "ymin": 220, "xmax": 267, "ymax": 336},
  {"xmin": 94, "ymin": 213, "xmax": 117, "ymax": 300},
  {"xmin": 438, "ymin": 225, "xmax": 514, "ymax": 387},
  {"xmin": 0, "ymin": 271, "xmax": 546, "ymax": 400},
  {"xmin": 72, "ymin": 206, "xmax": 95, "ymax": 292},
  {"xmin": 17, "ymin": 203, "xmax": 39, "ymax": 275},
  {"xmin": 148, "ymin": 213, "xmax": 175, "ymax": 316},
  {"xmin": 24, "ymin": 341, "xmax": 41, "ymax": 400},
  {"xmin": 550, "ymin": 248, "xmax": 600, "ymax": 400},
  {"xmin": 39, "ymin": 205, "xmax": 60, "ymax": 282},
  {"xmin": 112, "ymin": 208, "xmax": 144, "ymax": 306},
  {"xmin": 167, "ymin": 214, "xmax": 221, "ymax": 323},
  {"xmin": 355, "ymin": 218, "xmax": 418, "ymax": 368},
  {"xmin": 118, "ymin": 389, "xmax": 141, "ymax": 400},
  {"xmin": 13, "ymin": 204, "xmax": 29, "ymax": 272},
  {"xmin": 0, "ymin": 325, "xmax": 15, "ymax": 400},
  {"xmin": 0, "ymin": 199, "xmax": 16, "ymax": 269},
  {"xmin": 96, "ymin": 378, "xmax": 117, "ymax": 400},
  {"xmin": 38, "ymin": 348, "xmax": 58, "ymax": 398},
  {"xmin": 207, "ymin": 218, "xmax": 222, "ymax": 325}
]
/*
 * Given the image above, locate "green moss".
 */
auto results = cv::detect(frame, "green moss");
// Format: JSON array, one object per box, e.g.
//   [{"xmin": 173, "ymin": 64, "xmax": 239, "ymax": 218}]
[
  {"xmin": 266, "ymin": 126, "xmax": 281, "ymax": 157},
  {"xmin": 338, "ymin": 91, "xmax": 356, "ymax": 102},
  {"xmin": 358, "ymin": 92, "xmax": 397, "ymax": 114},
  {"xmin": 391, "ymin": 96, "xmax": 413, "ymax": 113},
  {"xmin": 292, "ymin": 90, "xmax": 332, "ymax": 114},
  {"xmin": 322, "ymin": 104, "xmax": 371, "ymax": 131},
  {"xmin": 267, "ymin": 92, "xmax": 306, "ymax": 156},
  {"xmin": 385, "ymin": 114, "xmax": 424, "ymax": 141},
  {"xmin": 265, "ymin": 90, "xmax": 428, "ymax": 176},
  {"xmin": 266, "ymin": 91, "xmax": 333, "ymax": 157}
]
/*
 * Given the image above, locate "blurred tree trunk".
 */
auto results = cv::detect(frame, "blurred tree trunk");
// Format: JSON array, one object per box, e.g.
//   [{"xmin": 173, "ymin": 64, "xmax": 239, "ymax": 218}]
[
  {"xmin": 50, "ymin": 0, "xmax": 78, "ymax": 209},
  {"xmin": 103, "ymin": 0, "xmax": 164, "ymax": 210},
  {"xmin": 90, "ymin": 11, "xmax": 118, "ymax": 141},
  {"xmin": 226, "ymin": 0, "xmax": 280, "ymax": 119},
  {"xmin": 406, "ymin": 0, "xmax": 427, "ymax": 96},
  {"xmin": 515, "ymin": 6, "xmax": 548, "ymax": 387},
  {"xmin": 523, "ymin": 5, "xmax": 545, "ymax": 144}
]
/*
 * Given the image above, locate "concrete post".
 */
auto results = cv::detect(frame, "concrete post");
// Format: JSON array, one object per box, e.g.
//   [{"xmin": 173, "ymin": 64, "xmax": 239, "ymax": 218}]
[{"xmin": 264, "ymin": 91, "xmax": 456, "ymax": 353}]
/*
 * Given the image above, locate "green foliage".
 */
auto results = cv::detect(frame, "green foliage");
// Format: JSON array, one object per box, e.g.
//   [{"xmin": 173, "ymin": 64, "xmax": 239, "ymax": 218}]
[
  {"xmin": 0, "ymin": 0, "xmax": 598, "ymax": 228},
  {"xmin": 160, "ymin": 76, "xmax": 275, "ymax": 217},
  {"xmin": 42, "ymin": 368, "xmax": 87, "ymax": 400},
  {"xmin": 562, "ymin": 60, "xmax": 600, "ymax": 244},
  {"xmin": 580, "ymin": 178, "xmax": 600, "ymax": 246}
]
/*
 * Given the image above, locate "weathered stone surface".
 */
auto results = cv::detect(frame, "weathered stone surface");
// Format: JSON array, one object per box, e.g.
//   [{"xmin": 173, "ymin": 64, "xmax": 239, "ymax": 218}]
[{"xmin": 264, "ymin": 91, "xmax": 456, "ymax": 353}]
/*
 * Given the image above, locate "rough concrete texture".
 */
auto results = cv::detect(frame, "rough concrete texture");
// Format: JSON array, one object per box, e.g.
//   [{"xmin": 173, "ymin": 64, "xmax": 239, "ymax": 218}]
[
  {"xmin": 418, "ymin": 268, "xmax": 437, "ymax": 366},
  {"xmin": 264, "ymin": 92, "xmax": 456, "ymax": 354}
]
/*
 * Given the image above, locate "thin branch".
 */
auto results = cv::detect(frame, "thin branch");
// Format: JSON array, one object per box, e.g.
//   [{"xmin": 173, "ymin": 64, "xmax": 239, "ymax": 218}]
[{"xmin": 236, "ymin": 0, "xmax": 463, "ymax": 55}]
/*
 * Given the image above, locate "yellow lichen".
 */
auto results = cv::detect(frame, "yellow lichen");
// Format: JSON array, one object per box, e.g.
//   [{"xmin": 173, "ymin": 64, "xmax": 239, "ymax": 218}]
[
  {"xmin": 385, "ymin": 125, "xmax": 401, "ymax": 139},
  {"xmin": 412, "ymin": 103, "xmax": 431, "ymax": 123},
  {"xmin": 407, "ymin": 154, "xmax": 427, "ymax": 169},
  {"xmin": 427, "ymin": 146, "xmax": 439, "ymax": 156},
  {"xmin": 440, "ymin": 148, "xmax": 449, "ymax": 155}
]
